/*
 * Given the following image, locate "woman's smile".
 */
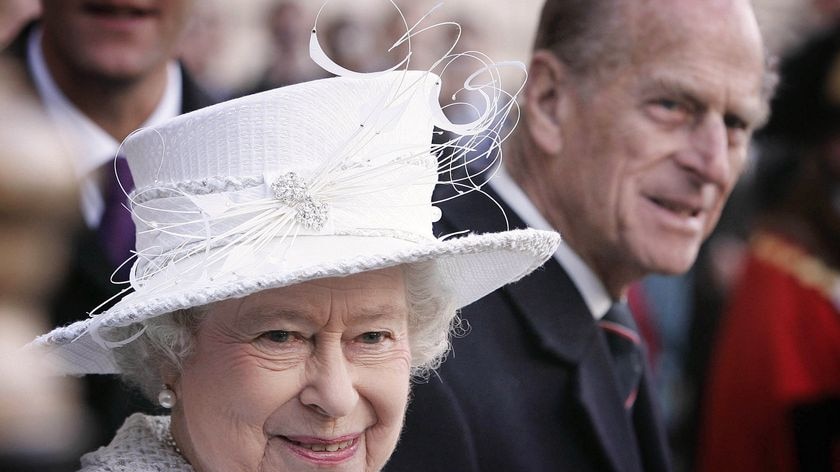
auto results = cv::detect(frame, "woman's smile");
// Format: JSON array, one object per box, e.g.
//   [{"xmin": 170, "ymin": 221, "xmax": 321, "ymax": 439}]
[{"xmin": 277, "ymin": 434, "xmax": 361, "ymax": 464}]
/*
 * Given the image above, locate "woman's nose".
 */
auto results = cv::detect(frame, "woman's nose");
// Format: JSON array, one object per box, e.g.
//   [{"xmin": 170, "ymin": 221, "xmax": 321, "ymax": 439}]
[{"xmin": 299, "ymin": 343, "xmax": 359, "ymax": 418}]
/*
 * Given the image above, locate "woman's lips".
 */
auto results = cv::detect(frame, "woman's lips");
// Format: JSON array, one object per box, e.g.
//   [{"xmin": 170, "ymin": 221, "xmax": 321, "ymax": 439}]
[{"xmin": 280, "ymin": 434, "xmax": 361, "ymax": 464}]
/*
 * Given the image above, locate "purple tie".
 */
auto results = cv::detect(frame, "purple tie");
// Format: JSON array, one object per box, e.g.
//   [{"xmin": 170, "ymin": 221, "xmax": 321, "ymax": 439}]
[{"xmin": 97, "ymin": 157, "xmax": 135, "ymax": 280}]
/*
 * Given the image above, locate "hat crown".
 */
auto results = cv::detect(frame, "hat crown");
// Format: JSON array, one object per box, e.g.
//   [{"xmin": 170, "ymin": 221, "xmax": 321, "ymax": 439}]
[
  {"xmin": 121, "ymin": 72, "xmax": 444, "ymax": 288},
  {"xmin": 124, "ymin": 71, "xmax": 438, "ymax": 190}
]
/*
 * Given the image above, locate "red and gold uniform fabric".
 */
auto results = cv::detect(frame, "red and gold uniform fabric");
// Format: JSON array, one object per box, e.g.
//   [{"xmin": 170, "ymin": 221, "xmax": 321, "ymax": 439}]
[{"xmin": 698, "ymin": 232, "xmax": 840, "ymax": 472}]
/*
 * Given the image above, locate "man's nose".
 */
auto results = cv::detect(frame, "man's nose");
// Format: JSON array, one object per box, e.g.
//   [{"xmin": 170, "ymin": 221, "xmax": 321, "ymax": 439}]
[
  {"xmin": 678, "ymin": 115, "xmax": 732, "ymax": 187},
  {"xmin": 299, "ymin": 343, "xmax": 359, "ymax": 418}
]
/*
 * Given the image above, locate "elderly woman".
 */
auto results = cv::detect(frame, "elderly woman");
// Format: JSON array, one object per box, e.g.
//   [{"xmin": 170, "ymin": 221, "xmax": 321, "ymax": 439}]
[{"xmin": 31, "ymin": 69, "xmax": 559, "ymax": 472}]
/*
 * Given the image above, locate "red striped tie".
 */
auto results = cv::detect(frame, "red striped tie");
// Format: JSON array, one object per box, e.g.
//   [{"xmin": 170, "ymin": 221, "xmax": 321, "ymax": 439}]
[{"xmin": 599, "ymin": 302, "xmax": 644, "ymax": 410}]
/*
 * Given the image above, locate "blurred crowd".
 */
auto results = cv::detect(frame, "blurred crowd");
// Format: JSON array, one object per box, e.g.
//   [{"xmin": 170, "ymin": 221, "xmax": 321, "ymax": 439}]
[
  {"xmin": 0, "ymin": 58, "xmax": 84, "ymax": 471},
  {"xmin": 1, "ymin": 0, "xmax": 840, "ymax": 471}
]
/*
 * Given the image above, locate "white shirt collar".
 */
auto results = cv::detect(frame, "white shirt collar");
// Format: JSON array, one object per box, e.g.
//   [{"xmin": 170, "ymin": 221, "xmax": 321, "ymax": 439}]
[
  {"xmin": 27, "ymin": 27, "xmax": 182, "ymax": 226},
  {"xmin": 489, "ymin": 166, "xmax": 613, "ymax": 320}
]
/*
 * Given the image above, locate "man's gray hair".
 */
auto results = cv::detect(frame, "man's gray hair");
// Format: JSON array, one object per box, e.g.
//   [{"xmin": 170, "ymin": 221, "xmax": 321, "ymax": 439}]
[
  {"xmin": 532, "ymin": 0, "xmax": 777, "ymax": 100},
  {"xmin": 532, "ymin": 0, "xmax": 626, "ymax": 77},
  {"xmin": 113, "ymin": 261, "xmax": 460, "ymax": 401}
]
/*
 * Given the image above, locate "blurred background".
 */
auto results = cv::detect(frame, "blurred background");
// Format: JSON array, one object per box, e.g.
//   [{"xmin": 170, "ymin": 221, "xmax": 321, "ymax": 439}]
[
  {"xmin": 3, "ymin": 0, "xmax": 837, "ymax": 94},
  {"xmin": 2, "ymin": 0, "xmax": 840, "ymax": 471},
  {"xmin": 0, "ymin": 0, "xmax": 547, "ymax": 99}
]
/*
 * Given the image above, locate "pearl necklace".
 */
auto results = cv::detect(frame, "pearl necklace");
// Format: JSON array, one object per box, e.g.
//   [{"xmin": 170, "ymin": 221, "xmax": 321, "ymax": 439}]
[{"xmin": 164, "ymin": 426, "xmax": 182, "ymax": 456}]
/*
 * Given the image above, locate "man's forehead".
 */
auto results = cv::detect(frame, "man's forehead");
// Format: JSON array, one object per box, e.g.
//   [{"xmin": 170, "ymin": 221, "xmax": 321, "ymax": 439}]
[
  {"xmin": 623, "ymin": 0, "xmax": 767, "ymax": 89},
  {"xmin": 633, "ymin": 0, "xmax": 755, "ymax": 17},
  {"xmin": 627, "ymin": 0, "xmax": 763, "ymax": 52}
]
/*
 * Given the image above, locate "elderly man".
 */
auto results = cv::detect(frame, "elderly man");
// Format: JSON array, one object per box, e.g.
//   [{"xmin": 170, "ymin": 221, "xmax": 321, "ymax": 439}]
[
  {"xmin": 2, "ymin": 0, "xmax": 213, "ymax": 450},
  {"xmin": 386, "ymin": 0, "xmax": 770, "ymax": 471}
]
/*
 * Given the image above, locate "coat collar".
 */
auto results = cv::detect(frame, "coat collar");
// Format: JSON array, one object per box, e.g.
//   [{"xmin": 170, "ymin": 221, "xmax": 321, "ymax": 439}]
[
  {"xmin": 435, "ymin": 182, "xmax": 663, "ymax": 472},
  {"xmin": 435, "ymin": 183, "xmax": 598, "ymax": 364}
]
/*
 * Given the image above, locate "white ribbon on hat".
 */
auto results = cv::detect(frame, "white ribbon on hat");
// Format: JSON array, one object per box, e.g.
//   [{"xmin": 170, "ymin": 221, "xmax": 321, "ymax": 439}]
[{"xmin": 130, "ymin": 158, "xmax": 438, "ymax": 289}]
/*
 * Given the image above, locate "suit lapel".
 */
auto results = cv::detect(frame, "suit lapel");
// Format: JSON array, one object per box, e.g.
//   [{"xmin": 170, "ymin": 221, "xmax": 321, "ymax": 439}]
[
  {"xmin": 509, "ymin": 259, "xmax": 645, "ymax": 472},
  {"xmin": 179, "ymin": 65, "xmax": 214, "ymax": 113},
  {"xmin": 435, "ymin": 183, "xmax": 645, "ymax": 472},
  {"xmin": 436, "ymin": 183, "xmax": 603, "ymax": 364},
  {"xmin": 512, "ymin": 259, "xmax": 644, "ymax": 472},
  {"xmin": 576, "ymin": 332, "xmax": 645, "ymax": 472},
  {"xmin": 632, "ymin": 367, "xmax": 672, "ymax": 472},
  {"xmin": 436, "ymin": 184, "xmax": 595, "ymax": 363}
]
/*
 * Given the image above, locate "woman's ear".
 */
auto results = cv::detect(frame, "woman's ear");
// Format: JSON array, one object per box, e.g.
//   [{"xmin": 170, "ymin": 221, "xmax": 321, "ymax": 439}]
[
  {"xmin": 524, "ymin": 50, "xmax": 569, "ymax": 156},
  {"xmin": 160, "ymin": 365, "xmax": 180, "ymax": 394}
]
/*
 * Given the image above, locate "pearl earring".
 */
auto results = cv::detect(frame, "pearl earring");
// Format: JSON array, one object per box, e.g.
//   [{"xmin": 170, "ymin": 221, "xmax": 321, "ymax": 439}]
[{"xmin": 158, "ymin": 385, "xmax": 176, "ymax": 409}]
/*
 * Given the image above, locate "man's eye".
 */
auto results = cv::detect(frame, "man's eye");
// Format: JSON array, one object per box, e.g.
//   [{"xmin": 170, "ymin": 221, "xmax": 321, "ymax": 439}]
[
  {"xmin": 646, "ymin": 98, "xmax": 692, "ymax": 124},
  {"xmin": 263, "ymin": 330, "xmax": 291, "ymax": 343},
  {"xmin": 724, "ymin": 113, "xmax": 748, "ymax": 131},
  {"xmin": 359, "ymin": 332, "xmax": 387, "ymax": 344},
  {"xmin": 657, "ymin": 99, "xmax": 682, "ymax": 110},
  {"xmin": 656, "ymin": 98, "xmax": 692, "ymax": 114}
]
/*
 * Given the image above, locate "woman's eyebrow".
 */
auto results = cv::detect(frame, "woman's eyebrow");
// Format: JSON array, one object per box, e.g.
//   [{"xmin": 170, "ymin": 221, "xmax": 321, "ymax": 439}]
[
  {"xmin": 236, "ymin": 307, "xmax": 315, "ymax": 331},
  {"xmin": 351, "ymin": 304, "xmax": 409, "ymax": 323}
]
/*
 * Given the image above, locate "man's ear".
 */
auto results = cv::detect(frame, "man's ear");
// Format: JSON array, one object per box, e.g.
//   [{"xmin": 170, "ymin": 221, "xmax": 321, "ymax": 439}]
[{"xmin": 524, "ymin": 50, "xmax": 569, "ymax": 156}]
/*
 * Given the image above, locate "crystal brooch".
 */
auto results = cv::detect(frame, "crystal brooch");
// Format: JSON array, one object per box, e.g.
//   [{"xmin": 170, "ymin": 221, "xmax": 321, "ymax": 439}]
[{"xmin": 271, "ymin": 172, "xmax": 329, "ymax": 231}]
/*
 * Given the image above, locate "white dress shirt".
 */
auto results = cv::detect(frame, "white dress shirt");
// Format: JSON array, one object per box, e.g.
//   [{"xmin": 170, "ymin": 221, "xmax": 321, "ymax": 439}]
[
  {"xmin": 489, "ymin": 166, "xmax": 612, "ymax": 320},
  {"xmin": 27, "ymin": 27, "xmax": 182, "ymax": 228}
]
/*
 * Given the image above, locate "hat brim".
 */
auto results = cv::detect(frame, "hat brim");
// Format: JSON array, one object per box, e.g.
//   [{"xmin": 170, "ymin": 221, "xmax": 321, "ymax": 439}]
[{"xmin": 33, "ymin": 229, "xmax": 559, "ymax": 375}]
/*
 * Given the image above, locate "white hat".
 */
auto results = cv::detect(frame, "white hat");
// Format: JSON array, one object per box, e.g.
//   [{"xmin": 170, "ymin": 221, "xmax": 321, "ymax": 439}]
[{"xmin": 33, "ymin": 70, "xmax": 560, "ymax": 375}]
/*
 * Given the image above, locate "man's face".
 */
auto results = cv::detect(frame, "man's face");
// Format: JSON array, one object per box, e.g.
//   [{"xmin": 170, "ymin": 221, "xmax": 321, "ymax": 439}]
[
  {"xmin": 39, "ymin": 0, "xmax": 193, "ymax": 81},
  {"xmin": 547, "ymin": 0, "xmax": 767, "ymax": 285}
]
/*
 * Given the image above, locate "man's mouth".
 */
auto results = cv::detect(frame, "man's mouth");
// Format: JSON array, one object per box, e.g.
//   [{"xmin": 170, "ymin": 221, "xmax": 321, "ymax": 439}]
[
  {"xmin": 649, "ymin": 197, "xmax": 702, "ymax": 218},
  {"xmin": 82, "ymin": 2, "xmax": 159, "ymax": 19}
]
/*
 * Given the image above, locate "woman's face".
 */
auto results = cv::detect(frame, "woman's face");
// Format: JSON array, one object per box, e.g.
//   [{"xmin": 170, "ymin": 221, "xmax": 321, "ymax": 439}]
[{"xmin": 170, "ymin": 266, "xmax": 412, "ymax": 472}]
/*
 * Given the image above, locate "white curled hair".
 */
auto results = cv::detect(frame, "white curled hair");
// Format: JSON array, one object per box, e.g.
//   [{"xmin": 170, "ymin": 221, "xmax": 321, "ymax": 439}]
[{"xmin": 113, "ymin": 261, "xmax": 460, "ymax": 401}]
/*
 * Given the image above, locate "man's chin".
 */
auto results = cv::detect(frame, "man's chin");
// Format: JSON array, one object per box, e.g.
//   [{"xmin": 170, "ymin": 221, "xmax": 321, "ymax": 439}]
[
  {"xmin": 79, "ymin": 46, "xmax": 166, "ymax": 81},
  {"xmin": 640, "ymin": 243, "xmax": 701, "ymax": 276}
]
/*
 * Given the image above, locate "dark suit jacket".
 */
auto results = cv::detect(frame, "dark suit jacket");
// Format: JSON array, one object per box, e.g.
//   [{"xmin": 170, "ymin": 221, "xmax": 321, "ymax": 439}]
[
  {"xmin": 3, "ymin": 23, "xmax": 215, "ymax": 450},
  {"xmin": 385, "ymin": 184, "xmax": 672, "ymax": 472}
]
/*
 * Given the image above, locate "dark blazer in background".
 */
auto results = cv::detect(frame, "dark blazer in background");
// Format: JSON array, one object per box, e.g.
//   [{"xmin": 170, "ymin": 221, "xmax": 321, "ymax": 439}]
[
  {"xmin": 3, "ymin": 23, "xmax": 216, "ymax": 450},
  {"xmin": 385, "ymin": 184, "xmax": 672, "ymax": 472}
]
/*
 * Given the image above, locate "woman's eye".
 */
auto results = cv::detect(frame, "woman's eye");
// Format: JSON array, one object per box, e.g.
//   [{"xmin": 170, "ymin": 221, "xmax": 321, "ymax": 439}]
[
  {"xmin": 359, "ymin": 331, "xmax": 387, "ymax": 344},
  {"xmin": 253, "ymin": 330, "xmax": 309, "ymax": 358},
  {"xmin": 263, "ymin": 330, "xmax": 291, "ymax": 343}
]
